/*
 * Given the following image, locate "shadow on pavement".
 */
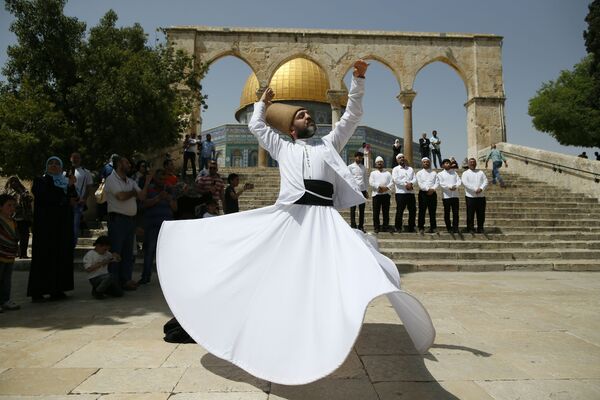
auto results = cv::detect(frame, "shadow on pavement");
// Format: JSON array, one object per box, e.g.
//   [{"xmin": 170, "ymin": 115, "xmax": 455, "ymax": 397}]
[{"xmin": 200, "ymin": 323, "xmax": 485, "ymax": 399}]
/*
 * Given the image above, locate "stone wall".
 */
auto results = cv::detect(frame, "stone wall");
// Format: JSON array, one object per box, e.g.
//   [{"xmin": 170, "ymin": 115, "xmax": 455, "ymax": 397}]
[{"xmin": 478, "ymin": 142, "xmax": 600, "ymax": 200}]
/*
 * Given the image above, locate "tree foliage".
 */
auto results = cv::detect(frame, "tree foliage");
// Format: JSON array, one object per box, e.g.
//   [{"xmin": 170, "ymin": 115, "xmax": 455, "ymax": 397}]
[
  {"xmin": 528, "ymin": 56, "xmax": 600, "ymax": 148},
  {"xmin": 528, "ymin": 1, "xmax": 600, "ymax": 148},
  {"xmin": 0, "ymin": 0, "xmax": 207, "ymax": 179}
]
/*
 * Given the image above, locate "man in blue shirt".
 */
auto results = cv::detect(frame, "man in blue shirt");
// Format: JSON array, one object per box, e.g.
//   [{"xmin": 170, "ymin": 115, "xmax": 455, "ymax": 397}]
[
  {"xmin": 199, "ymin": 134, "xmax": 216, "ymax": 172},
  {"xmin": 485, "ymin": 144, "xmax": 508, "ymax": 188}
]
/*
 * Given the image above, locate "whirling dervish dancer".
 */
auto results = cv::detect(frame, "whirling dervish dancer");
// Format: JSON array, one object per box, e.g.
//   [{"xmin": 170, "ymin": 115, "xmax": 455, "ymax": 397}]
[{"xmin": 157, "ymin": 60, "xmax": 435, "ymax": 385}]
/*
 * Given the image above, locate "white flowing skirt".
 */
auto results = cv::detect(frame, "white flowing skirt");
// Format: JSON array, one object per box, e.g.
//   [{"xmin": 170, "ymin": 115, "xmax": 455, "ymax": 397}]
[{"xmin": 157, "ymin": 204, "xmax": 435, "ymax": 385}]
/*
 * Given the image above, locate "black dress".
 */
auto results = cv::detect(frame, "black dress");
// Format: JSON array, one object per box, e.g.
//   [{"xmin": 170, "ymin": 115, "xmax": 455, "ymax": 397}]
[
  {"xmin": 27, "ymin": 175, "xmax": 77, "ymax": 298},
  {"xmin": 392, "ymin": 144, "xmax": 402, "ymax": 167}
]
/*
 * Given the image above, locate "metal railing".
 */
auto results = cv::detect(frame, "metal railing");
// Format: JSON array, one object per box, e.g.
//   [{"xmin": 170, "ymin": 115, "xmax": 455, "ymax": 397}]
[{"xmin": 499, "ymin": 150, "xmax": 600, "ymax": 184}]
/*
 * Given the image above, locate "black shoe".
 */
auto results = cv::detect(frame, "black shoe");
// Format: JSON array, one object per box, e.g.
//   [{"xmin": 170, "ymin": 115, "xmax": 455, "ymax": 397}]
[
  {"xmin": 91, "ymin": 289, "xmax": 106, "ymax": 300},
  {"xmin": 350, "ymin": 224, "xmax": 357, "ymax": 229},
  {"xmin": 138, "ymin": 278, "xmax": 150, "ymax": 285},
  {"xmin": 468, "ymin": 229, "xmax": 476, "ymax": 234},
  {"xmin": 453, "ymin": 229, "xmax": 460, "ymax": 234},
  {"xmin": 476, "ymin": 228, "xmax": 484, "ymax": 234},
  {"xmin": 374, "ymin": 228, "xmax": 380, "ymax": 233},
  {"xmin": 49, "ymin": 292, "xmax": 67, "ymax": 301},
  {"xmin": 357, "ymin": 226, "xmax": 365, "ymax": 232}
]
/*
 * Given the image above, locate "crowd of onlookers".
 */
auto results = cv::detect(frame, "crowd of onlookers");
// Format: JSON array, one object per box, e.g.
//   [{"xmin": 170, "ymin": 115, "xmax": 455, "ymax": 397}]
[{"xmin": 0, "ymin": 138, "xmax": 253, "ymax": 309}]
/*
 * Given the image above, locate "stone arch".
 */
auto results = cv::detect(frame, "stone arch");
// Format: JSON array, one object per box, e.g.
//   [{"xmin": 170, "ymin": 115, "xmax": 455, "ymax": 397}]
[
  {"xmin": 203, "ymin": 50, "xmax": 258, "ymax": 78},
  {"xmin": 412, "ymin": 56, "xmax": 472, "ymax": 98},
  {"xmin": 265, "ymin": 53, "xmax": 329, "ymax": 88},
  {"xmin": 338, "ymin": 55, "xmax": 402, "ymax": 92},
  {"xmin": 167, "ymin": 27, "xmax": 505, "ymax": 163}
]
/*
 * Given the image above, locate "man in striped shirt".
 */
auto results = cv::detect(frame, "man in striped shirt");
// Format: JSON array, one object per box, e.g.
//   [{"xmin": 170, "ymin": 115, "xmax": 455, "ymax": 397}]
[{"xmin": 195, "ymin": 160, "xmax": 225, "ymax": 206}]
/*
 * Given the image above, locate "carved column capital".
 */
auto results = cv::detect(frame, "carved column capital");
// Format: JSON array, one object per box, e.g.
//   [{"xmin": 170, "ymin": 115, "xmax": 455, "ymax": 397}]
[
  {"xmin": 397, "ymin": 90, "xmax": 417, "ymax": 109},
  {"xmin": 326, "ymin": 90, "xmax": 348, "ymax": 108}
]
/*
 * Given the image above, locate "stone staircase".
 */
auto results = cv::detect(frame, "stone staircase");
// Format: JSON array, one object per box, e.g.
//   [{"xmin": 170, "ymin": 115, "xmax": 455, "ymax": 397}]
[
  {"xmin": 43, "ymin": 166, "xmax": 599, "ymax": 273},
  {"xmin": 216, "ymin": 167, "xmax": 600, "ymax": 272}
]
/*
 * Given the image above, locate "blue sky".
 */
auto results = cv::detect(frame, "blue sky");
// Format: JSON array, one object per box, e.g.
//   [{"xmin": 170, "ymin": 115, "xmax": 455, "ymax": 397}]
[{"xmin": 0, "ymin": 0, "xmax": 595, "ymax": 161}]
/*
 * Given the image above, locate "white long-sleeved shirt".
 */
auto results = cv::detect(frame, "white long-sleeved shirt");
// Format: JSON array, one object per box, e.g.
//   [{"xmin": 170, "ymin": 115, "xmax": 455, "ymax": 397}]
[
  {"xmin": 392, "ymin": 165, "xmax": 417, "ymax": 194},
  {"xmin": 437, "ymin": 169, "xmax": 462, "ymax": 199},
  {"xmin": 416, "ymin": 169, "xmax": 439, "ymax": 192},
  {"xmin": 248, "ymin": 76, "xmax": 366, "ymax": 209},
  {"xmin": 461, "ymin": 169, "xmax": 488, "ymax": 198},
  {"xmin": 348, "ymin": 162, "xmax": 367, "ymax": 191},
  {"xmin": 369, "ymin": 170, "xmax": 393, "ymax": 197}
]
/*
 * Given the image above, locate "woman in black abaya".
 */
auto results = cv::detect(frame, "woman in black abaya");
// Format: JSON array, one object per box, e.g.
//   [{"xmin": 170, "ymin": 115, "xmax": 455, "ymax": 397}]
[{"xmin": 27, "ymin": 156, "xmax": 78, "ymax": 302}]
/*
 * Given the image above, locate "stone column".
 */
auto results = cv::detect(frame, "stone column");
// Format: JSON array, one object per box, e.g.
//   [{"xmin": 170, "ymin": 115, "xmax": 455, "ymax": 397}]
[
  {"xmin": 397, "ymin": 90, "xmax": 417, "ymax": 165},
  {"xmin": 255, "ymin": 87, "xmax": 269, "ymax": 168},
  {"xmin": 327, "ymin": 90, "xmax": 347, "ymax": 127},
  {"xmin": 465, "ymin": 96, "xmax": 506, "ymax": 157}
]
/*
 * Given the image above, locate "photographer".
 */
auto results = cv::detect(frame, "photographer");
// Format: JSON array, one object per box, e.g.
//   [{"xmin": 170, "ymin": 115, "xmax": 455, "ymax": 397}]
[
  {"xmin": 140, "ymin": 169, "xmax": 177, "ymax": 285},
  {"xmin": 224, "ymin": 173, "xmax": 254, "ymax": 214}
]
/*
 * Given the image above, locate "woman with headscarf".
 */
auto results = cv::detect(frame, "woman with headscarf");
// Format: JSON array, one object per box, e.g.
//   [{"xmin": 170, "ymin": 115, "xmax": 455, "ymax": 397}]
[
  {"xmin": 27, "ymin": 157, "xmax": 78, "ymax": 302},
  {"xmin": 3, "ymin": 176, "xmax": 33, "ymax": 259},
  {"xmin": 392, "ymin": 138, "xmax": 402, "ymax": 167}
]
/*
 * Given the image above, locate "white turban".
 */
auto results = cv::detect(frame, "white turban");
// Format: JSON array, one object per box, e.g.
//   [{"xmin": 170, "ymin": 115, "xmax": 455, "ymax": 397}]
[
  {"xmin": 396, "ymin": 153, "xmax": 405, "ymax": 160},
  {"xmin": 375, "ymin": 156, "xmax": 384, "ymax": 163},
  {"xmin": 421, "ymin": 157, "xmax": 430, "ymax": 162}
]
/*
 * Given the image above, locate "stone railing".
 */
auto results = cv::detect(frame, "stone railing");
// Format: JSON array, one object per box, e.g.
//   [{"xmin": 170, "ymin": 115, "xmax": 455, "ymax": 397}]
[{"xmin": 477, "ymin": 142, "xmax": 600, "ymax": 200}]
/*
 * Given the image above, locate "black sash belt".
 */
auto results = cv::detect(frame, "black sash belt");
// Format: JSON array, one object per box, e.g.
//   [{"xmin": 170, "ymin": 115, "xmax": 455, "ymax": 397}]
[{"xmin": 294, "ymin": 179, "xmax": 334, "ymax": 206}]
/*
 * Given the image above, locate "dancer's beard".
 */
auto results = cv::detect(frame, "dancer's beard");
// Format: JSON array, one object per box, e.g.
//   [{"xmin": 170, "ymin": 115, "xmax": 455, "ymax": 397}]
[{"xmin": 297, "ymin": 124, "xmax": 317, "ymax": 139}]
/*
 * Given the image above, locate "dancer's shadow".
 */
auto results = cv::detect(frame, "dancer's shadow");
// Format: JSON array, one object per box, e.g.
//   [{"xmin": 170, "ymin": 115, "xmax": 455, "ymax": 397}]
[{"xmin": 201, "ymin": 323, "xmax": 490, "ymax": 399}]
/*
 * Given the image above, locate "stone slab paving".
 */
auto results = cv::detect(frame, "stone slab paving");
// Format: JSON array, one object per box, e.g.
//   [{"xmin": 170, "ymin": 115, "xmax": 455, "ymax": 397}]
[{"xmin": 1, "ymin": 270, "xmax": 599, "ymax": 399}]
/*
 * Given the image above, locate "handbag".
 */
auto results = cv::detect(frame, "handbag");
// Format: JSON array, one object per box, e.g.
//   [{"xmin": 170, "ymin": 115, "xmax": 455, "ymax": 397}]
[{"xmin": 94, "ymin": 179, "xmax": 107, "ymax": 204}]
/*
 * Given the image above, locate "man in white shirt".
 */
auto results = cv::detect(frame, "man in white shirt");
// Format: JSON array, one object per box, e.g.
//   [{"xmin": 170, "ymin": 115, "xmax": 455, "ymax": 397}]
[
  {"xmin": 461, "ymin": 157, "xmax": 488, "ymax": 233},
  {"xmin": 348, "ymin": 151, "xmax": 368, "ymax": 231},
  {"xmin": 391, "ymin": 153, "xmax": 416, "ymax": 232},
  {"xmin": 182, "ymin": 132, "xmax": 199, "ymax": 179},
  {"xmin": 416, "ymin": 157, "xmax": 439, "ymax": 233},
  {"xmin": 69, "ymin": 152, "xmax": 94, "ymax": 247},
  {"xmin": 430, "ymin": 130, "xmax": 442, "ymax": 169},
  {"xmin": 104, "ymin": 156, "xmax": 151, "ymax": 290},
  {"xmin": 369, "ymin": 156, "xmax": 393, "ymax": 233},
  {"xmin": 437, "ymin": 158, "xmax": 462, "ymax": 233}
]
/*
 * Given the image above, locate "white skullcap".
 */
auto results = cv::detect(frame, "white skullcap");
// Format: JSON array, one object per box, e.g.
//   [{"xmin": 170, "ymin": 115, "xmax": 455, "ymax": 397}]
[
  {"xmin": 396, "ymin": 153, "xmax": 405, "ymax": 159},
  {"xmin": 375, "ymin": 156, "xmax": 384, "ymax": 163},
  {"xmin": 421, "ymin": 157, "xmax": 430, "ymax": 162}
]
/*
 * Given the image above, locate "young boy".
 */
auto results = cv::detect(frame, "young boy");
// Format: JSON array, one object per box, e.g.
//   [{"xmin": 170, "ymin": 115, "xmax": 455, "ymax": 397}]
[
  {"xmin": 83, "ymin": 236, "xmax": 123, "ymax": 299},
  {"xmin": 224, "ymin": 173, "xmax": 253, "ymax": 214},
  {"xmin": 0, "ymin": 194, "xmax": 20, "ymax": 312},
  {"xmin": 202, "ymin": 199, "xmax": 220, "ymax": 218}
]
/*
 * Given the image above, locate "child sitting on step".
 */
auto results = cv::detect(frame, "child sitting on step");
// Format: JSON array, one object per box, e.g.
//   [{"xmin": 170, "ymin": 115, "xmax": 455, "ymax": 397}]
[{"xmin": 82, "ymin": 236, "xmax": 124, "ymax": 299}]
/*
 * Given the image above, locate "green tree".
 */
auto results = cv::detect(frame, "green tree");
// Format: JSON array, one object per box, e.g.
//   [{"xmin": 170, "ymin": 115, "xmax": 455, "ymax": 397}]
[
  {"xmin": 584, "ymin": 0, "xmax": 600, "ymax": 107},
  {"xmin": 0, "ymin": 0, "xmax": 206, "ymax": 179},
  {"xmin": 528, "ymin": 56, "xmax": 600, "ymax": 148},
  {"xmin": 70, "ymin": 10, "xmax": 207, "ymax": 167},
  {"xmin": 529, "ymin": 2, "xmax": 600, "ymax": 149}
]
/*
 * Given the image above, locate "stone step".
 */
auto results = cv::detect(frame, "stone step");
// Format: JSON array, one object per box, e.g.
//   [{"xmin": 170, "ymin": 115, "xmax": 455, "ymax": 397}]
[
  {"xmin": 236, "ymin": 196, "xmax": 600, "ymax": 204},
  {"xmin": 374, "ymin": 231, "xmax": 600, "ymax": 240},
  {"xmin": 14, "ymin": 257, "xmax": 145, "ymax": 272},
  {"xmin": 378, "ymin": 240, "xmax": 600, "ymax": 250},
  {"xmin": 392, "ymin": 259, "xmax": 600, "ymax": 272},
  {"xmin": 382, "ymin": 248, "xmax": 600, "ymax": 260},
  {"xmin": 335, "ymin": 211, "xmax": 600, "ymax": 219}
]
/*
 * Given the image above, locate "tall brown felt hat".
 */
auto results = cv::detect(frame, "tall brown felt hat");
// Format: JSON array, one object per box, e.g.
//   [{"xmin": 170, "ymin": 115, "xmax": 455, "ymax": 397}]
[{"xmin": 265, "ymin": 103, "xmax": 304, "ymax": 136}]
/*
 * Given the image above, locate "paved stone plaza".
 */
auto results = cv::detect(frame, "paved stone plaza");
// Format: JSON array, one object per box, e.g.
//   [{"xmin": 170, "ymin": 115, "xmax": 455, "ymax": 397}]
[{"xmin": 0, "ymin": 269, "xmax": 599, "ymax": 399}]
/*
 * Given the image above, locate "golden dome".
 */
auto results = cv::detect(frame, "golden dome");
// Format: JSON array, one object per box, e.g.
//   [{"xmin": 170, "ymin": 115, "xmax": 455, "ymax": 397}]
[{"xmin": 238, "ymin": 58, "xmax": 347, "ymax": 113}]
